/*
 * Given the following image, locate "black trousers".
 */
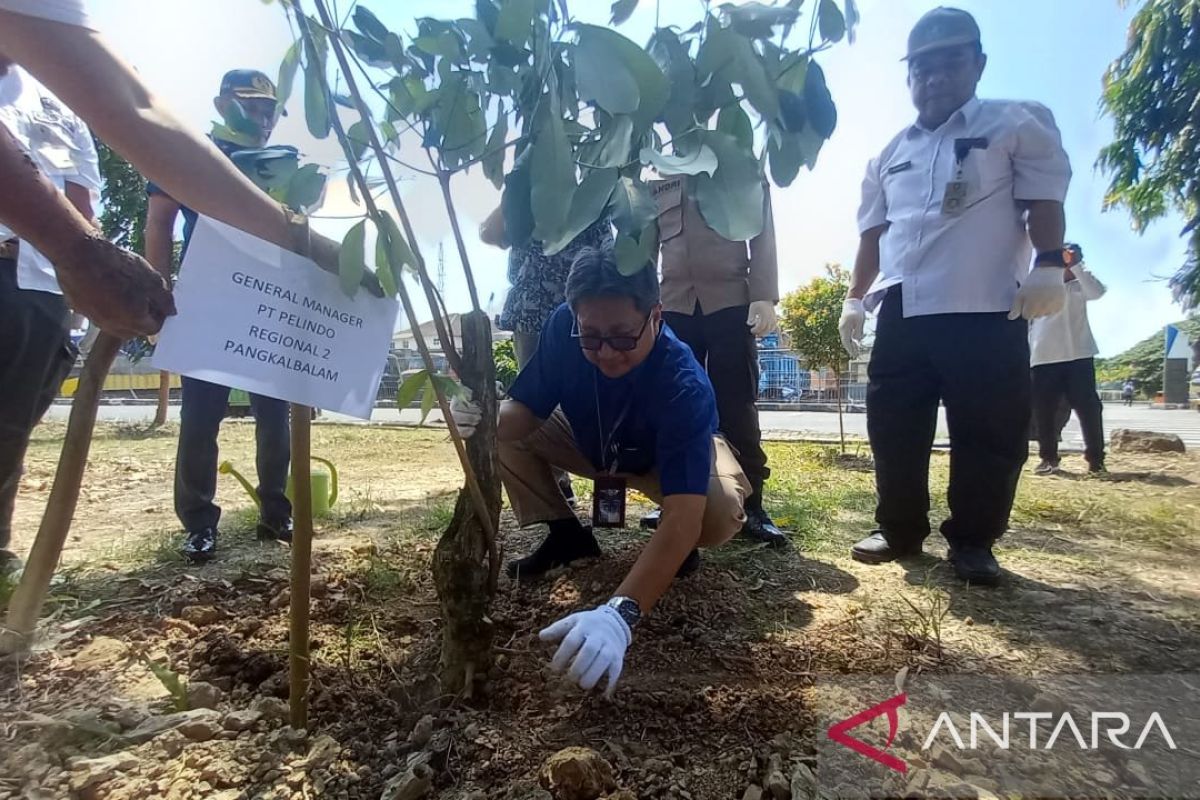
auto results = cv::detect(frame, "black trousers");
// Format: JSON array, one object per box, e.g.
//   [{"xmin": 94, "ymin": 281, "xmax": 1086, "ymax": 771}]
[
  {"xmin": 867, "ymin": 288, "xmax": 1030, "ymax": 549},
  {"xmin": 1032, "ymin": 358, "xmax": 1105, "ymax": 466},
  {"xmin": 664, "ymin": 303, "xmax": 769, "ymax": 510},
  {"xmin": 0, "ymin": 262, "xmax": 75, "ymax": 550}
]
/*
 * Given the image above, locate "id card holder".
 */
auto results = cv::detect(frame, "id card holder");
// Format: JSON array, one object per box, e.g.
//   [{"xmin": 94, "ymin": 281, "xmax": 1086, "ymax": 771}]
[
  {"xmin": 941, "ymin": 179, "xmax": 968, "ymax": 215},
  {"xmin": 592, "ymin": 475, "xmax": 627, "ymax": 528}
]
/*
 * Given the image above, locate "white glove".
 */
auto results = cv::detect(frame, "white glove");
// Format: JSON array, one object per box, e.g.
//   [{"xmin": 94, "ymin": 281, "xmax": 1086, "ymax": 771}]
[
  {"xmin": 448, "ymin": 389, "xmax": 483, "ymax": 439},
  {"xmin": 1008, "ymin": 267, "xmax": 1066, "ymax": 321},
  {"xmin": 839, "ymin": 298, "xmax": 866, "ymax": 358},
  {"xmin": 746, "ymin": 301, "xmax": 778, "ymax": 337},
  {"xmin": 539, "ymin": 604, "xmax": 631, "ymax": 698}
]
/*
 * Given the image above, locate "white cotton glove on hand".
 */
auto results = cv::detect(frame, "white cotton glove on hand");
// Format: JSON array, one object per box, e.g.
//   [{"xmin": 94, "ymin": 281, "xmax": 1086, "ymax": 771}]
[
  {"xmin": 1008, "ymin": 267, "xmax": 1066, "ymax": 321},
  {"xmin": 539, "ymin": 605, "xmax": 631, "ymax": 698},
  {"xmin": 746, "ymin": 301, "xmax": 778, "ymax": 337},
  {"xmin": 448, "ymin": 388, "xmax": 483, "ymax": 439},
  {"xmin": 839, "ymin": 298, "xmax": 866, "ymax": 358}
]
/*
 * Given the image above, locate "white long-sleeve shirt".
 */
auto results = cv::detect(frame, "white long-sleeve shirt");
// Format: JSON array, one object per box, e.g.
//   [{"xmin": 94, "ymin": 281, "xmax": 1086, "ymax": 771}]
[{"xmin": 1028, "ymin": 264, "xmax": 1106, "ymax": 367}]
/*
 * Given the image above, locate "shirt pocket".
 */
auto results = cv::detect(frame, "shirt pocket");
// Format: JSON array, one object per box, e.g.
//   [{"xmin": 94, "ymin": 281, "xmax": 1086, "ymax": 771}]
[
  {"xmin": 963, "ymin": 143, "xmax": 1012, "ymax": 207},
  {"xmin": 653, "ymin": 179, "xmax": 684, "ymax": 241}
]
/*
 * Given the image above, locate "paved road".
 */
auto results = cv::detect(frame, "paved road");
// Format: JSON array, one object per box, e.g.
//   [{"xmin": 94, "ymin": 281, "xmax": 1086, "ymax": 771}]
[{"xmin": 46, "ymin": 401, "xmax": 1200, "ymax": 450}]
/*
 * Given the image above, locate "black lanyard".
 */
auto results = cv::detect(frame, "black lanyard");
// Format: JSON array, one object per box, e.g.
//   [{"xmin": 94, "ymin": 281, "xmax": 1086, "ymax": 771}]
[{"xmin": 593, "ymin": 369, "xmax": 637, "ymax": 474}]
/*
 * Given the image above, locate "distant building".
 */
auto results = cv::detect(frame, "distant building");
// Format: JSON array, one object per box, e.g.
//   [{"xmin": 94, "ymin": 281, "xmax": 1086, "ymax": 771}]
[{"xmin": 391, "ymin": 314, "xmax": 512, "ymax": 374}]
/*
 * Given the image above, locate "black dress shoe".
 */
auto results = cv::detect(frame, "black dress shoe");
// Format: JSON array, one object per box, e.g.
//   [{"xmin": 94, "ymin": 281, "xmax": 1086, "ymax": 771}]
[
  {"xmin": 850, "ymin": 531, "xmax": 922, "ymax": 564},
  {"xmin": 740, "ymin": 509, "xmax": 788, "ymax": 547},
  {"xmin": 182, "ymin": 527, "xmax": 218, "ymax": 563},
  {"xmin": 506, "ymin": 523, "xmax": 602, "ymax": 581},
  {"xmin": 0, "ymin": 548, "xmax": 22, "ymax": 575},
  {"xmin": 676, "ymin": 548, "xmax": 701, "ymax": 578},
  {"xmin": 257, "ymin": 518, "xmax": 294, "ymax": 543},
  {"xmin": 948, "ymin": 545, "xmax": 1001, "ymax": 586},
  {"xmin": 640, "ymin": 508, "xmax": 661, "ymax": 530}
]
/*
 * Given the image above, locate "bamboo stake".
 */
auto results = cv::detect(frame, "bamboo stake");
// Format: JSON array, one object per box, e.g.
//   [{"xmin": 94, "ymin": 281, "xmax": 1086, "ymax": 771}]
[{"xmin": 297, "ymin": 3, "xmax": 500, "ymax": 590}]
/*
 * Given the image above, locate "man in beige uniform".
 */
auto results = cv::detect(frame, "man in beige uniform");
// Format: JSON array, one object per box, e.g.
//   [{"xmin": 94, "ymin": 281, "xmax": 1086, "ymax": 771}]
[{"xmin": 649, "ymin": 175, "xmax": 785, "ymax": 546}]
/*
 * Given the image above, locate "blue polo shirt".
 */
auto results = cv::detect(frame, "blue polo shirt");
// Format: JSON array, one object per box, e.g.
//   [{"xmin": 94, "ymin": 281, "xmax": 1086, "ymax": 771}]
[{"xmin": 509, "ymin": 304, "xmax": 719, "ymax": 496}]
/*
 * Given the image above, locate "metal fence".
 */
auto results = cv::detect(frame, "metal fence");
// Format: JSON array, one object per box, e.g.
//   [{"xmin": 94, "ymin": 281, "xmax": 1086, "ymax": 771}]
[{"xmin": 756, "ymin": 348, "xmax": 868, "ymax": 408}]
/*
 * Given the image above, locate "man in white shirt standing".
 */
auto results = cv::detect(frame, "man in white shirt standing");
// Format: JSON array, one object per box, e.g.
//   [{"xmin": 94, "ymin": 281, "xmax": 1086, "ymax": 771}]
[
  {"xmin": 0, "ymin": 52, "xmax": 101, "ymax": 571},
  {"xmin": 838, "ymin": 7, "xmax": 1071, "ymax": 585},
  {"xmin": 1029, "ymin": 243, "xmax": 1107, "ymax": 475}
]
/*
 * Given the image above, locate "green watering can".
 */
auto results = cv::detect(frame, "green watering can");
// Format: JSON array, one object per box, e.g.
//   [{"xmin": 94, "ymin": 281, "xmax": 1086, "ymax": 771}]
[{"xmin": 218, "ymin": 456, "xmax": 339, "ymax": 517}]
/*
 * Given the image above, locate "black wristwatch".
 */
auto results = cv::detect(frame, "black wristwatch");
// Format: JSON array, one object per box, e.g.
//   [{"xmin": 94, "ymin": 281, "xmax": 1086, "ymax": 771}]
[
  {"xmin": 606, "ymin": 596, "xmax": 642, "ymax": 629},
  {"xmin": 1034, "ymin": 249, "xmax": 1067, "ymax": 267}
]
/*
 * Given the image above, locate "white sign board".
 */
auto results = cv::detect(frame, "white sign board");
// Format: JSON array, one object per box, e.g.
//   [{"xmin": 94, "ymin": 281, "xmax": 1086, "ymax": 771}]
[{"xmin": 154, "ymin": 216, "xmax": 399, "ymax": 419}]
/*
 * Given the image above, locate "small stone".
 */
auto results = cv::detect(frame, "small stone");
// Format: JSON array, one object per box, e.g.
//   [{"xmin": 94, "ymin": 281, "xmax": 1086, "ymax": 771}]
[
  {"xmin": 1124, "ymin": 761, "xmax": 1152, "ymax": 785},
  {"xmin": 1110, "ymin": 429, "xmax": 1186, "ymax": 453},
  {"xmin": 407, "ymin": 714, "xmax": 435, "ymax": 747},
  {"xmin": 270, "ymin": 589, "xmax": 291, "ymax": 609},
  {"xmin": 68, "ymin": 753, "xmax": 139, "ymax": 791},
  {"xmin": 302, "ymin": 734, "xmax": 341, "ymax": 770},
  {"xmin": 251, "ymin": 695, "xmax": 290, "ymax": 724},
  {"xmin": 903, "ymin": 769, "xmax": 930, "ymax": 797},
  {"xmin": 126, "ymin": 708, "xmax": 222, "ymax": 744},
  {"xmin": 310, "ymin": 576, "xmax": 328, "ymax": 598},
  {"xmin": 742, "ymin": 786, "xmax": 763, "ymax": 800},
  {"xmin": 187, "ymin": 680, "xmax": 224, "ymax": 710},
  {"xmin": 1029, "ymin": 692, "xmax": 1069, "ymax": 716},
  {"xmin": 930, "ymin": 744, "xmax": 966, "ymax": 774},
  {"xmin": 539, "ymin": 747, "xmax": 617, "ymax": 800},
  {"xmin": 601, "ymin": 793, "xmax": 637, "ymax": 800},
  {"xmin": 764, "ymin": 754, "xmax": 789, "ymax": 800},
  {"xmin": 380, "ymin": 762, "xmax": 434, "ymax": 800},
  {"xmin": 180, "ymin": 605, "xmax": 225, "ymax": 626},
  {"xmin": 222, "ymin": 709, "xmax": 263, "ymax": 732},
  {"xmin": 789, "ymin": 764, "xmax": 817, "ymax": 800},
  {"xmin": 114, "ymin": 704, "xmax": 150, "ymax": 731},
  {"xmin": 72, "ymin": 636, "xmax": 129, "ymax": 670}
]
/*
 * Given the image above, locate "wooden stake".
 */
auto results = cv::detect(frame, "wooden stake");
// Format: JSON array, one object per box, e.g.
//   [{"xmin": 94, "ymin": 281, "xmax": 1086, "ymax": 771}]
[{"xmin": 1, "ymin": 332, "xmax": 121, "ymax": 653}]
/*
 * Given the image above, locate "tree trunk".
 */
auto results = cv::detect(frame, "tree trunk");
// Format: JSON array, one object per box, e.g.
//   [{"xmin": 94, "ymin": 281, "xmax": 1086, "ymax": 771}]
[
  {"xmin": 1, "ymin": 332, "xmax": 121, "ymax": 653},
  {"xmin": 431, "ymin": 310, "xmax": 499, "ymax": 695},
  {"xmin": 153, "ymin": 370, "xmax": 171, "ymax": 426}
]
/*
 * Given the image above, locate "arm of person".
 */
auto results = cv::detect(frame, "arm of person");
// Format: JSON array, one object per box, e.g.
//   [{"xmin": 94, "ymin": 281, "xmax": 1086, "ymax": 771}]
[
  {"xmin": 848, "ymin": 225, "xmax": 885, "ymax": 299},
  {"xmin": 0, "ymin": 122, "xmax": 173, "ymax": 337},
  {"xmin": 613, "ymin": 494, "xmax": 705, "ymax": 612},
  {"xmin": 747, "ymin": 186, "xmax": 778, "ymax": 304},
  {"xmin": 1069, "ymin": 264, "xmax": 1107, "ymax": 301},
  {"xmin": 143, "ymin": 193, "xmax": 180, "ymax": 281},
  {"xmin": 62, "ymin": 181, "xmax": 96, "ymax": 226},
  {"xmin": 1025, "ymin": 200, "xmax": 1066, "ymax": 256},
  {"xmin": 0, "ymin": 11, "xmax": 289, "ymax": 249}
]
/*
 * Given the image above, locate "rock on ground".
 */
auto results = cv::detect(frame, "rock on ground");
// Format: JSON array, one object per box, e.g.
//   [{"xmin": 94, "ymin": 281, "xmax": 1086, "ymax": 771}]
[
  {"xmin": 538, "ymin": 748, "xmax": 617, "ymax": 800},
  {"xmin": 1110, "ymin": 429, "xmax": 1186, "ymax": 453}
]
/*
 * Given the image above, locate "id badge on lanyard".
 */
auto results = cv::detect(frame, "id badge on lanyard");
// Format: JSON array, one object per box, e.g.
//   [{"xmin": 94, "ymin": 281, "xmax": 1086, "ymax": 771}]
[
  {"xmin": 941, "ymin": 137, "xmax": 988, "ymax": 216},
  {"xmin": 592, "ymin": 374, "xmax": 631, "ymax": 529}
]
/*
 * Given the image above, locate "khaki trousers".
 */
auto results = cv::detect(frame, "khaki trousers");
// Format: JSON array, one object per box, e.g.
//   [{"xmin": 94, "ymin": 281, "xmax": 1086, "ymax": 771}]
[{"xmin": 500, "ymin": 410, "xmax": 751, "ymax": 548}]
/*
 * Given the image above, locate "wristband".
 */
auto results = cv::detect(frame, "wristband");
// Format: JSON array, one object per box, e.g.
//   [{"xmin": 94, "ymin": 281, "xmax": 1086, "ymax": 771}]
[{"xmin": 1034, "ymin": 249, "xmax": 1066, "ymax": 267}]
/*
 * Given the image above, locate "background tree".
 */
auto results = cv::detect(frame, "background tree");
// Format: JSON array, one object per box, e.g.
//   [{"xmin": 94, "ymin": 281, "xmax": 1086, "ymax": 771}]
[
  {"xmin": 1096, "ymin": 314, "xmax": 1200, "ymax": 393},
  {"xmin": 780, "ymin": 264, "xmax": 851, "ymax": 451},
  {"xmin": 1098, "ymin": 0, "xmax": 1200, "ymax": 309}
]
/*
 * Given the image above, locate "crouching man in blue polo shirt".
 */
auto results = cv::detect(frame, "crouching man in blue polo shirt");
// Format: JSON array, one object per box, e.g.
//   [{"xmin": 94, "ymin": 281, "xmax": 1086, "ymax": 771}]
[{"xmin": 451, "ymin": 246, "xmax": 751, "ymax": 696}]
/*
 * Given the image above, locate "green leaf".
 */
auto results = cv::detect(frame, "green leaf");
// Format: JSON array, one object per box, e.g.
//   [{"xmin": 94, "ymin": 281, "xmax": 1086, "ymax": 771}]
[
  {"xmin": 397, "ymin": 368, "xmax": 428, "ymax": 409},
  {"xmin": 339, "ymin": 220, "xmax": 367, "ymax": 298},
  {"xmin": 767, "ymin": 131, "xmax": 802, "ymax": 186},
  {"xmin": 530, "ymin": 103, "xmax": 577, "ymax": 245},
  {"xmin": 611, "ymin": 0, "xmax": 638, "ymax": 25},
  {"xmin": 778, "ymin": 90, "xmax": 806, "ymax": 132},
  {"xmin": 590, "ymin": 114, "xmax": 635, "ymax": 168},
  {"xmin": 609, "ymin": 176, "xmax": 656, "ymax": 237},
  {"xmin": 731, "ymin": 34, "xmax": 779, "ymax": 120},
  {"xmin": 283, "ymin": 164, "xmax": 327, "ymax": 212},
  {"xmin": 544, "ymin": 167, "xmax": 617, "ymax": 255},
  {"xmin": 818, "ymin": 0, "xmax": 845, "ymax": 43},
  {"xmin": 649, "ymin": 28, "xmax": 697, "ymax": 137},
  {"xmin": 141, "ymin": 656, "xmax": 189, "ymax": 712},
  {"xmin": 640, "ymin": 143, "xmax": 718, "ymax": 176},
  {"xmin": 420, "ymin": 372, "xmax": 437, "ymax": 424},
  {"xmin": 574, "ymin": 27, "xmax": 640, "ymax": 115},
  {"xmin": 343, "ymin": 30, "xmax": 390, "ymax": 67},
  {"xmin": 376, "ymin": 210, "xmax": 417, "ymax": 277},
  {"xmin": 303, "ymin": 56, "xmax": 331, "ymax": 139},
  {"xmin": 495, "ymin": 0, "xmax": 535, "ymax": 46},
  {"xmin": 804, "ymin": 60, "xmax": 837, "ymax": 139},
  {"xmin": 353, "ymin": 6, "xmax": 389, "ymax": 42},
  {"xmin": 276, "ymin": 40, "xmax": 301, "ymax": 111},
  {"xmin": 482, "ymin": 106, "xmax": 509, "ymax": 190},
  {"xmin": 347, "ymin": 120, "xmax": 371, "ymax": 162},
  {"xmin": 614, "ymin": 221, "xmax": 658, "ymax": 276},
  {"xmin": 693, "ymin": 131, "xmax": 764, "ymax": 241},
  {"xmin": 717, "ymin": 105, "xmax": 754, "ymax": 151},
  {"xmin": 575, "ymin": 25, "xmax": 668, "ymax": 128},
  {"xmin": 795, "ymin": 122, "xmax": 826, "ymax": 170},
  {"xmin": 844, "ymin": 0, "xmax": 860, "ymax": 44},
  {"xmin": 429, "ymin": 373, "xmax": 464, "ymax": 401},
  {"xmin": 476, "ymin": 0, "xmax": 500, "ymax": 35},
  {"xmin": 776, "ymin": 53, "xmax": 807, "ymax": 95},
  {"xmin": 501, "ymin": 155, "xmax": 535, "ymax": 248}
]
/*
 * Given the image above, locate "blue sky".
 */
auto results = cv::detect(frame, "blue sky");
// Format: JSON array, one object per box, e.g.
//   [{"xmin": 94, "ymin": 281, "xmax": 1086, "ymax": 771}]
[{"xmin": 91, "ymin": 0, "xmax": 1191, "ymax": 356}]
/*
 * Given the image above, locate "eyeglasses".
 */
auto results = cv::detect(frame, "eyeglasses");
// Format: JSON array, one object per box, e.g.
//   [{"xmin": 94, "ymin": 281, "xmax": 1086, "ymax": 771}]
[{"xmin": 572, "ymin": 313, "xmax": 653, "ymax": 352}]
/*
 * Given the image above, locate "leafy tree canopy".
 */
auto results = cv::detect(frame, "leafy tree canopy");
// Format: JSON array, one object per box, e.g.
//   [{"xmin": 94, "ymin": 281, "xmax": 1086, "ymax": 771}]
[{"xmin": 779, "ymin": 263, "xmax": 849, "ymax": 371}]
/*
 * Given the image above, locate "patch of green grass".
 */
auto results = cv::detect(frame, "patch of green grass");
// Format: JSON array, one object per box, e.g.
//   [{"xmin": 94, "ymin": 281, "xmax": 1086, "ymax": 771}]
[
  {"xmin": 362, "ymin": 555, "xmax": 415, "ymax": 599},
  {"xmin": 762, "ymin": 442, "xmax": 877, "ymax": 552}
]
